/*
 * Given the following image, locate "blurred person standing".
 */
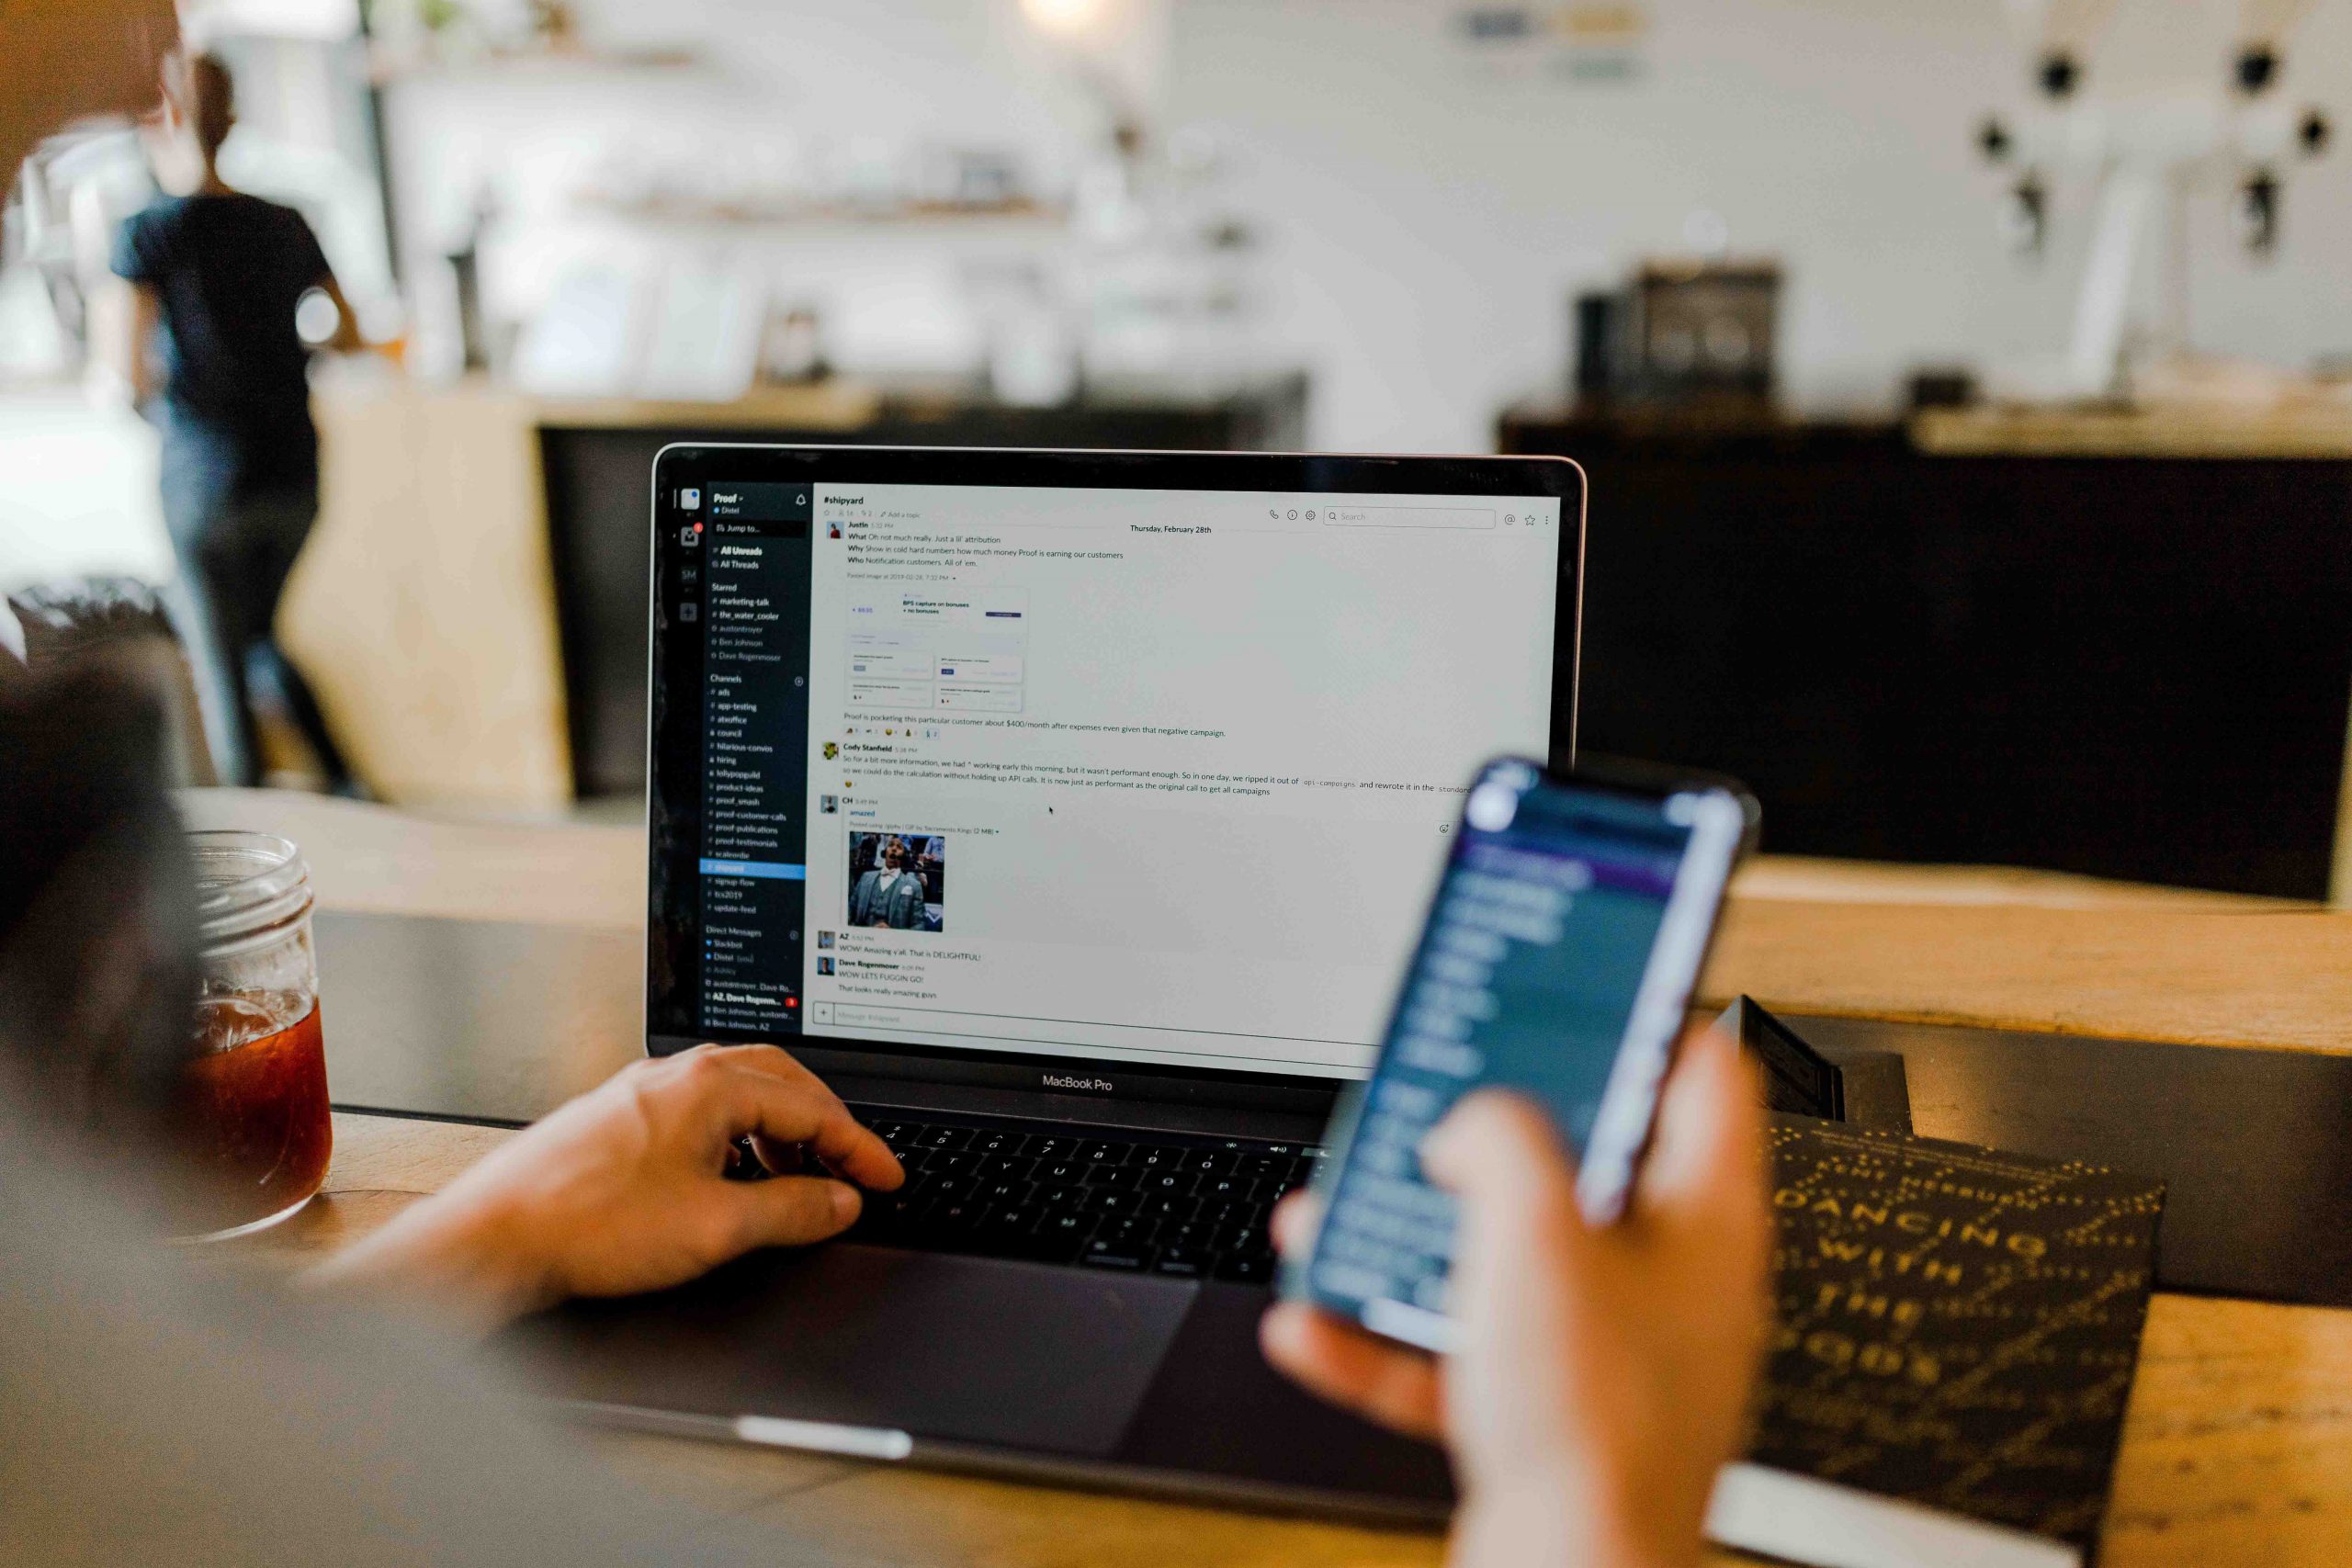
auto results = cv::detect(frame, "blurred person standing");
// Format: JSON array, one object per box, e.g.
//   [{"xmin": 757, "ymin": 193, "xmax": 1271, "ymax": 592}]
[{"xmin": 107, "ymin": 50, "xmax": 363, "ymax": 790}]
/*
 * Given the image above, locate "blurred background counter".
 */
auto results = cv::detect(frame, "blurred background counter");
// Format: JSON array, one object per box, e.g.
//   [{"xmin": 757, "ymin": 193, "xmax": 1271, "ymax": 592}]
[
  {"xmin": 1502, "ymin": 401, "xmax": 2352, "ymax": 902},
  {"xmin": 294, "ymin": 368, "xmax": 1306, "ymax": 813},
  {"xmin": 11, "ymin": 0, "xmax": 2352, "ymax": 907}
]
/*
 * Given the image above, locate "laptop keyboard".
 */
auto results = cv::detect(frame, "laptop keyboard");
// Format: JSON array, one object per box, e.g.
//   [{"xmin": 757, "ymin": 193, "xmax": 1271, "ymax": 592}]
[{"xmin": 835, "ymin": 1105, "xmax": 1327, "ymax": 1283}]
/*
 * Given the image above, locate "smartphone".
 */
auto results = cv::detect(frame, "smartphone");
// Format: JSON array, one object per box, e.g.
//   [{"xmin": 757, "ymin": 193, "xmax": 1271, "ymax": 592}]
[{"xmin": 1283, "ymin": 757, "xmax": 1756, "ymax": 1355}]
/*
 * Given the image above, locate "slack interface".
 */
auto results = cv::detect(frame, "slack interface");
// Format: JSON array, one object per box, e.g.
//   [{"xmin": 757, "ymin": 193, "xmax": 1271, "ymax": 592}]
[
  {"xmin": 694, "ymin": 484, "xmax": 813, "ymax": 1033},
  {"xmin": 674, "ymin": 479, "xmax": 1560, "ymax": 1078}
]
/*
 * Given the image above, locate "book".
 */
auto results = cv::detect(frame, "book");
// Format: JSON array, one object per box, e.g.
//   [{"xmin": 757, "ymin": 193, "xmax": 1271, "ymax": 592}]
[{"xmin": 1706, "ymin": 1117, "xmax": 2165, "ymax": 1568}]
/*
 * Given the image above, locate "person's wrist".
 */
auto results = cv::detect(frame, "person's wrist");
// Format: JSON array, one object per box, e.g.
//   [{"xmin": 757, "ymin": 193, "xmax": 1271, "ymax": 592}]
[
  {"xmin": 307, "ymin": 1184, "xmax": 560, "ymax": 1333},
  {"xmin": 1456, "ymin": 1469, "xmax": 1702, "ymax": 1568}
]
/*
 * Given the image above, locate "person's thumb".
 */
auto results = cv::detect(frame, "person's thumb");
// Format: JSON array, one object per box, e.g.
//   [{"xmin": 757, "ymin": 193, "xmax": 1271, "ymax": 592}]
[
  {"xmin": 1419, "ymin": 1092, "xmax": 1591, "ymax": 1481},
  {"xmin": 722, "ymin": 1174, "xmax": 862, "ymax": 1255},
  {"xmin": 1422, "ymin": 1091, "xmax": 1589, "ymax": 1269},
  {"xmin": 1633, "ymin": 1026, "xmax": 1767, "ymax": 1241}
]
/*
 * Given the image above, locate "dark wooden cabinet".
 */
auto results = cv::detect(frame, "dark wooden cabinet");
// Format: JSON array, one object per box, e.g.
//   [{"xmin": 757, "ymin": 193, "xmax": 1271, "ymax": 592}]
[{"xmin": 1503, "ymin": 409, "xmax": 2352, "ymax": 898}]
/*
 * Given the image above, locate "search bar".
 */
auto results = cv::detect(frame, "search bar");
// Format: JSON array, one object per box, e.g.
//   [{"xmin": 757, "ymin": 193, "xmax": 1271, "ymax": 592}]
[{"xmin": 1320, "ymin": 504, "xmax": 1496, "ymax": 530}]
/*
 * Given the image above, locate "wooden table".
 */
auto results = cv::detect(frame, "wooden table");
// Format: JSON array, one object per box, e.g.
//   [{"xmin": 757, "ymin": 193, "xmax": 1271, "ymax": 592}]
[{"xmin": 186, "ymin": 788, "xmax": 2352, "ymax": 1566}]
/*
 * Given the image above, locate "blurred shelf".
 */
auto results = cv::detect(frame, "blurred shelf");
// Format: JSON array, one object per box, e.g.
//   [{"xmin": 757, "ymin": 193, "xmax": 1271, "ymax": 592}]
[
  {"xmin": 572, "ymin": 195, "xmax": 1069, "ymax": 234},
  {"xmin": 313, "ymin": 371, "xmax": 885, "ymax": 433},
  {"xmin": 369, "ymin": 44, "xmax": 705, "ymax": 85}
]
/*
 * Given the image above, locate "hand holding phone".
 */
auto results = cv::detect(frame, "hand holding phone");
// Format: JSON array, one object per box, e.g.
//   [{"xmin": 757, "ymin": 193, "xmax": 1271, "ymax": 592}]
[
  {"xmin": 1281, "ymin": 758, "xmax": 1753, "ymax": 1354},
  {"xmin": 1263, "ymin": 1032, "xmax": 1771, "ymax": 1568}
]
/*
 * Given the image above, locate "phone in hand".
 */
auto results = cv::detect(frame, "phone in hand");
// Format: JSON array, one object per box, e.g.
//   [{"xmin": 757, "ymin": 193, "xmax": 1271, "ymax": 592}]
[{"xmin": 1282, "ymin": 757, "xmax": 1756, "ymax": 1354}]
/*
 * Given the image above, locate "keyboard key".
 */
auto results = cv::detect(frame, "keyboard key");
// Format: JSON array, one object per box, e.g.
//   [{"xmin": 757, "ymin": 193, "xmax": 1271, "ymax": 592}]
[
  {"xmin": 1216, "ymin": 1252, "xmax": 1272, "ymax": 1283},
  {"xmin": 973, "ymin": 1155, "xmax": 1035, "ymax": 1181},
  {"xmin": 1079, "ymin": 1141, "xmax": 1131, "ymax": 1165},
  {"xmin": 1024, "ymin": 1134, "xmax": 1075, "ymax": 1162},
  {"xmin": 1140, "ymin": 1193, "xmax": 1199, "ymax": 1222},
  {"xmin": 1182, "ymin": 1150, "xmax": 1232, "ymax": 1176},
  {"xmin": 1036, "ymin": 1211, "xmax": 1095, "ymax": 1243},
  {"xmin": 1088, "ymin": 1163, "xmax": 1143, "ymax": 1189},
  {"xmin": 917, "ymin": 1126, "xmax": 971, "ymax": 1151},
  {"xmin": 979, "ymin": 1179, "xmax": 1034, "ymax": 1206},
  {"xmin": 1037, "ymin": 1160, "xmax": 1088, "ymax": 1185},
  {"xmin": 971, "ymin": 1130, "xmax": 1024, "ymax": 1156},
  {"xmin": 1084, "ymin": 1189, "xmax": 1139, "ymax": 1218},
  {"xmin": 1081, "ymin": 1241, "xmax": 1148, "ymax": 1270},
  {"xmin": 1141, "ymin": 1169, "xmax": 1195, "ymax": 1195},
  {"xmin": 1128, "ymin": 1146, "xmax": 1178, "ymax": 1171},
  {"xmin": 1153, "ymin": 1248, "xmax": 1214, "ymax": 1278},
  {"xmin": 894, "ymin": 1173, "xmax": 935, "ymax": 1201},
  {"xmin": 1159, "ymin": 1218, "xmax": 1209, "ymax": 1249},
  {"xmin": 1097, "ymin": 1216, "xmax": 1160, "ymax": 1252},
  {"xmin": 933, "ymin": 1200, "xmax": 989, "ymax": 1233},
  {"xmin": 979, "ymin": 1204, "xmax": 1037, "ymax": 1235}
]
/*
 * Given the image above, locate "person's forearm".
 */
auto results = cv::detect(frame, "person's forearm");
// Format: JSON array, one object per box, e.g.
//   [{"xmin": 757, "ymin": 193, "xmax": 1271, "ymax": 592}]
[{"xmin": 304, "ymin": 1190, "xmax": 555, "ymax": 1337}]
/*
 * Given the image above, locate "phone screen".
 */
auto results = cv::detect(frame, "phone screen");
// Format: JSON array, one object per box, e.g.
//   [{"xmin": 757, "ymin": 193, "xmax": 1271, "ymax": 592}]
[{"xmin": 1288, "ymin": 758, "xmax": 1748, "ymax": 1353}]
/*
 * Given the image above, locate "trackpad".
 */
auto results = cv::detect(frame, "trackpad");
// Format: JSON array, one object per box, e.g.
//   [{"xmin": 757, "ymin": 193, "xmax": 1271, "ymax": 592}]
[{"xmin": 503, "ymin": 1245, "xmax": 1199, "ymax": 1459}]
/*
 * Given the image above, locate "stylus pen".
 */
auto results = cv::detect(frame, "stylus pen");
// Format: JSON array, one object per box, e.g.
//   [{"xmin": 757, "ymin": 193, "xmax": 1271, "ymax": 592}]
[{"xmin": 559, "ymin": 1400, "xmax": 914, "ymax": 1461}]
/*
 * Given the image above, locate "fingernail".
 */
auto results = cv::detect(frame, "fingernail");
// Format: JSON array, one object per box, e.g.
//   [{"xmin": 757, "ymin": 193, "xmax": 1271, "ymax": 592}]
[{"xmin": 831, "ymin": 1183, "xmax": 861, "ymax": 1223}]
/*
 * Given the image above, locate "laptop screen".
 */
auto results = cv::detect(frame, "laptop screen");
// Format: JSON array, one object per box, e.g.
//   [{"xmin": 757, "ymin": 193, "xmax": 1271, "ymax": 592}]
[{"xmin": 647, "ymin": 449, "xmax": 1578, "ymax": 1091}]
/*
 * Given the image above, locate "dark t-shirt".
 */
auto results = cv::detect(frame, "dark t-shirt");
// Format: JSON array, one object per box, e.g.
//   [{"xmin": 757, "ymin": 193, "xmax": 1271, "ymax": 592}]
[{"xmin": 111, "ymin": 193, "xmax": 329, "ymax": 492}]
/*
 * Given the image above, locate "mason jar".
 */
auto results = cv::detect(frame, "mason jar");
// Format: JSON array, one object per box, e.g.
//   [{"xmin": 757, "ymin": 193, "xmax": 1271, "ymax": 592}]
[{"xmin": 172, "ymin": 830, "xmax": 333, "ymax": 1239}]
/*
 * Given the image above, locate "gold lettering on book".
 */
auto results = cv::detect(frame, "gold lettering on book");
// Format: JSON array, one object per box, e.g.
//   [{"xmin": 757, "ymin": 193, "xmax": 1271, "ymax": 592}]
[
  {"xmin": 1785, "ymin": 1326, "xmax": 1943, "ymax": 1385},
  {"xmin": 1776, "ymin": 1189, "xmax": 2050, "ymax": 1258},
  {"xmin": 1813, "ymin": 1238, "xmax": 1967, "ymax": 1282},
  {"xmin": 1814, "ymin": 1283, "xmax": 1927, "ymax": 1329}
]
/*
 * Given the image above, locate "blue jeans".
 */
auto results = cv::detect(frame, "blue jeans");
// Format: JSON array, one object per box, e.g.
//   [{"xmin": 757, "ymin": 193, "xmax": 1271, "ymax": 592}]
[{"xmin": 159, "ymin": 432, "xmax": 349, "ymax": 789}]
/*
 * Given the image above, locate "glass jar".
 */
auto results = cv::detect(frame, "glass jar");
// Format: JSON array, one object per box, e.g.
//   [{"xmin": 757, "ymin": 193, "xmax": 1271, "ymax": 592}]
[{"xmin": 171, "ymin": 830, "xmax": 334, "ymax": 1239}]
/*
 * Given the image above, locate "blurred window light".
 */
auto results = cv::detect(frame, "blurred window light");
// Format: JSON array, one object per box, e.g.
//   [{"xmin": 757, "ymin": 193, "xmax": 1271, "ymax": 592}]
[
  {"xmin": 183, "ymin": 0, "xmax": 360, "ymax": 42},
  {"xmin": 1021, "ymin": 0, "xmax": 1114, "ymax": 39}
]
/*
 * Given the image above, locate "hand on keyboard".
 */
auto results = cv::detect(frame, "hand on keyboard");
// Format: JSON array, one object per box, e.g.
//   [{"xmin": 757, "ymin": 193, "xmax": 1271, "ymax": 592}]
[
  {"xmin": 310, "ymin": 1044, "xmax": 903, "ymax": 1329},
  {"xmin": 842, "ymin": 1107, "xmax": 1324, "ymax": 1284}
]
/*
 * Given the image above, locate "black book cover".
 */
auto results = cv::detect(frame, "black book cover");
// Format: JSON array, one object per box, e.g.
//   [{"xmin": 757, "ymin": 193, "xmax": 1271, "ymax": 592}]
[{"xmin": 1751, "ymin": 1117, "xmax": 2165, "ymax": 1559}]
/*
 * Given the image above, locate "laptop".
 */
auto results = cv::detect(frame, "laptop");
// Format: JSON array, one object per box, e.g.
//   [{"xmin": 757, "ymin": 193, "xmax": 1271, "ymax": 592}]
[{"xmin": 504, "ymin": 444, "xmax": 1585, "ymax": 1520}]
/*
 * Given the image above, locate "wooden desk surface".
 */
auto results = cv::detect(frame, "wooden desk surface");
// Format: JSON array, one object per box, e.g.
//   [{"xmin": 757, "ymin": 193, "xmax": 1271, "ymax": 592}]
[{"xmin": 190, "ymin": 789, "xmax": 2352, "ymax": 1566}]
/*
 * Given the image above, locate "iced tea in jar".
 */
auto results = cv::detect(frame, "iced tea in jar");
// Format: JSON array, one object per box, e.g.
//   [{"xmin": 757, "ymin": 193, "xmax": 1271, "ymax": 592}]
[{"xmin": 171, "ymin": 830, "xmax": 333, "ymax": 1238}]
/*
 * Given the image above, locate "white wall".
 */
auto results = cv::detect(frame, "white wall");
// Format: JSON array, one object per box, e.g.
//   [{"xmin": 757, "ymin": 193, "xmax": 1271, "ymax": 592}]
[
  {"xmin": 1163, "ymin": 0, "xmax": 2352, "ymax": 449},
  {"xmin": 384, "ymin": 0, "xmax": 2352, "ymax": 451}
]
